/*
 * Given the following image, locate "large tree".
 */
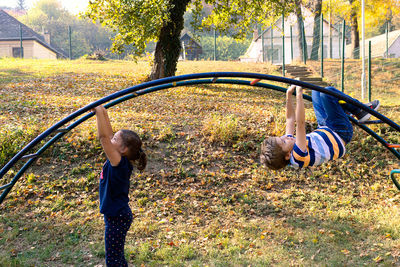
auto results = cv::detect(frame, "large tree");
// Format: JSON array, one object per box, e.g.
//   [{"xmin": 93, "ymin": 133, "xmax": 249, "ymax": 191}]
[
  {"xmin": 17, "ymin": 0, "xmax": 26, "ymax": 10},
  {"xmin": 85, "ymin": 0, "xmax": 290, "ymax": 80},
  {"xmin": 310, "ymin": 0, "xmax": 323, "ymax": 60},
  {"xmin": 151, "ymin": 0, "xmax": 191, "ymax": 80},
  {"xmin": 292, "ymin": 0, "xmax": 307, "ymax": 61},
  {"xmin": 348, "ymin": 0, "xmax": 359, "ymax": 58}
]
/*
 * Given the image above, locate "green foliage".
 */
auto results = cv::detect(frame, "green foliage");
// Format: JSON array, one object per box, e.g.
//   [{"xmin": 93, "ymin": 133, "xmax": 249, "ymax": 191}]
[
  {"xmin": 19, "ymin": 0, "xmax": 113, "ymax": 59},
  {"xmin": 200, "ymin": 35, "xmax": 251, "ymax": 60},
  {"xmin": 0, "ymin": 126, "xmax": 40, "ymax": 166},
  {"xmin": 191, "ymin": 0, "xmax": 293, "ymax": 39},
  {"xmin": 85, "ymin": 0, "xmax": 170, "ymax": 55},
  {"xmin": 85, "ymin": 0, "xmax": 293, "ymax": 60},
  {"xmin": 322, "ymin": 0, "xmax": 400, "ymax": 39}
]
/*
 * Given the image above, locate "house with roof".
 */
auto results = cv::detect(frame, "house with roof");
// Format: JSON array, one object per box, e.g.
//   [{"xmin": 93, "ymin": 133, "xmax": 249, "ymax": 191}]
[
  {"xmin": 345, "ymin": 29, "xmax": 400, "ymax": 58},
  {"xmin": 240, "ymin": 8, "xmax": 344, "ymax": 64},
  {"xmin": 180, "ymin": 31, "xmax": 203, "ymax": 60},
  {"xmin": 0, "ymin": 9, "xmax": 67, "ymax": 59}
]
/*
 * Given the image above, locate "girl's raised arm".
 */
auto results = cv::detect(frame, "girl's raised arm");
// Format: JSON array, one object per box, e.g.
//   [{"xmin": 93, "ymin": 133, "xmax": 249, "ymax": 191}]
[{"xmin": 93, "ymin": 106, "xmax": 122, "ymax": 166}]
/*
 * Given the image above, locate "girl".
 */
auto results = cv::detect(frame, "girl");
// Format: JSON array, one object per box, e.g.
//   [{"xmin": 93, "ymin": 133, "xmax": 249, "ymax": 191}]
[{"xmin": 93, "ymin": 105, "xmax": 146, "ymax": 266}]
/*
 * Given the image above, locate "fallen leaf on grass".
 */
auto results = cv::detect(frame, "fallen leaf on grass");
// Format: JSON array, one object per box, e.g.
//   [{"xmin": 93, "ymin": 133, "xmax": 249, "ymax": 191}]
[
  {"xmin": 167, "ymin": 241, "xmax": 176, "ymax": 246},
  {"xmin": 341, "ymin": 249, "xmax": 350, "ymax": 255}
]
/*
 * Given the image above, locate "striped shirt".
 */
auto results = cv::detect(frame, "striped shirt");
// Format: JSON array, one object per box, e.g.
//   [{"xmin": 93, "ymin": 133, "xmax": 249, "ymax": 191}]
[{"xmin": 289, "ymin": 126, "xmax": 346, "ymax": 168}]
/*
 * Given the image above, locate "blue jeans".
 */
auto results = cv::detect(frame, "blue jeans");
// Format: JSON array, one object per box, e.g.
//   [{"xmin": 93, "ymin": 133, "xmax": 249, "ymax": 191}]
[{"xmin": 312, "ymin": 87, "xmax": 359, "ymax": 144}]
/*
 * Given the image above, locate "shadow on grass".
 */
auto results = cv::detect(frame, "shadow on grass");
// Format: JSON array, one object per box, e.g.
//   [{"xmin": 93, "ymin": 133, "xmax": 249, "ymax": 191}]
[
  {"xmin": 282, "ymin": 213, "xmax": 375, "ymax": 265},
  {"xmin": 190, "ymin": 83, "xmax": 286, "ymax": 99},
  {"xmin": 0, "ymin": 68, "xmax": 37, "ymax": 85}
]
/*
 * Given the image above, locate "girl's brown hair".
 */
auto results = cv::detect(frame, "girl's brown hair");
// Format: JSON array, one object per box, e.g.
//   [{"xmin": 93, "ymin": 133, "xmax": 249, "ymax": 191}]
[{"xmin": 120, "ymin": 129, "xmax": 147, "ymax": 171}]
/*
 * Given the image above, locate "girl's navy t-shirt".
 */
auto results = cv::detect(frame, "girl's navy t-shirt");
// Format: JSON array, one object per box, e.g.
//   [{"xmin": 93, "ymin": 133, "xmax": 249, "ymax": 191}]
[{"xmin": 99, "ymin": 156, "xmax": 133, "ymax": 217}]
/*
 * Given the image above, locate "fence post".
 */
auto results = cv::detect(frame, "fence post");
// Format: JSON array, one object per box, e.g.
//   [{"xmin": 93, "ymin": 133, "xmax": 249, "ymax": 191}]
[
  {"xmin": 182, "ymin": 41, "xmax": 186, "ymax": 60},
  {"xmin": 282, "ymin": 12, "xmax": 285, "ymax": 76},
  {"xmin": 320, "ymin": 14, "xmax": 324, "ymax": 78},
  {"xmin": 329, "ymin": 9, "xmax": 332, "ymax": 59},
  {"xmin": 68, "ymin": 26, "xmax": 72, "ymax": 60},
  {"xmin": 262, "ymin": 29, "xmax": 265, "ymax": 62},
  {"xmin": 271, "ymin": 27, "xmax": 274, "ymax": 64},
  {"xmin": 213, "ymin": 28, "xmax": 217, "ymax": 61},
  {"xmin": 302, "ymin": 21, "xmax": 306, "ymax": 64},
  {"xmin": 290, "ymin": 25, "xmax": 293, "ymax": 61},
  {"xmin": 338, "ymin": 23, "xmax": 341, "ymax": 59},
  {"xmin": 19, "ymin": 24, "xmax": 23, "ymax": 58},
  {"xmin": 368, "ymin": 40, "xmax": 371, "ymax": 102},
  {"xmin": 386, "ymin": 21, "xmax": 389, "ymax": 58},
  {"xmin": 341, "ymin": 20, "xmax": 345, "ymax": 92}
]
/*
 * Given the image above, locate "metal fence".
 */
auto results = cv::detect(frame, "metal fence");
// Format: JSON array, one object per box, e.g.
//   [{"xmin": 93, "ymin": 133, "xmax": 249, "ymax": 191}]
[{"xmin": 258, "ymin": 14, "xmax": 399, "ymax": 101}]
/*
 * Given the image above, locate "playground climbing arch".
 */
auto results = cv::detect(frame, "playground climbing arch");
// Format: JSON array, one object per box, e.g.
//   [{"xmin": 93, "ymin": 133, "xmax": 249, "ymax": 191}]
[{"xmin": 1, "ymin": 72, "xmax": 400, "ymax": 205}]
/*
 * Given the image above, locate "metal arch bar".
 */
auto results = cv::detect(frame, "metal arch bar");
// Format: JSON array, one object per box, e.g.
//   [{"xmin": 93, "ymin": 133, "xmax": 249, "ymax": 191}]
[
  {"xmin": 1, "ymin": 73, "xmax": 400, "ymax": 204},
  {"xmin": 1, "ymin": 72, "xmax": 324, "ymax": 180},
  {"xmin": 0, "ymin": 78, "xmax": 290, "ymax": 204},
  {"xmin": 107, "ymin": 79, "xmax": 400, "ymax": 161},
  {"xmin": 2, "ymin": 71, "xmax": 400, "ymax": 182},
  {"xmin": 359, "ymin": 120, "xmax": 383, "ymax": 125},
  {"xmin": 352, "ymin": 118, "xmax": 400, "ymax": 160},
  {"xmin": 387, "ymin": 144, "xmax": 400, "ymax": 148},
  {"xmin": 1, "ymin": 78, "xmax": 399, "ymax": 204},
  {"xmin": 390, "ymin": 170, "xmax": 400, "ymax": 191}
]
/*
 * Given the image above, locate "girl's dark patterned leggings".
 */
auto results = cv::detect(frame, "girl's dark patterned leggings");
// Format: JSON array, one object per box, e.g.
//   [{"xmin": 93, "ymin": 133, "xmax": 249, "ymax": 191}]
[{"xmin": 104, "ymin": 211, "xmax": 133, "ymax": 267}]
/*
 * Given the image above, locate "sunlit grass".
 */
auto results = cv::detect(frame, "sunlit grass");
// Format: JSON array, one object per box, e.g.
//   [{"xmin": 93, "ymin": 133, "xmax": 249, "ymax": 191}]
[
  {"xmin": 309, "ymin": 59, "xmax": 400, "ymax": 107},
  {"xmin": 202, "ymin": 113, "xmax": 246, "ymax": 145},
  {"xmin": 0, "ymin": 58, "xmax": 400, "ymax": 266}
]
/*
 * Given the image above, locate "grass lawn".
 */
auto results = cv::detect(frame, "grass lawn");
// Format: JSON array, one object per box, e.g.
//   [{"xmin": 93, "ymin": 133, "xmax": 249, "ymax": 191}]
[{"xmin": 0, "ymin": 58, "xmax": 400, "ymax": 266}]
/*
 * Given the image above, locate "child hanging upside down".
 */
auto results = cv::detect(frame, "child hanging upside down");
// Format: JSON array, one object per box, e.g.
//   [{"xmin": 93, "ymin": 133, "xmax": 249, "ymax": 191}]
[{"xmin": 260, "ymin": 85, "xmax": 380, "ymax": 170}]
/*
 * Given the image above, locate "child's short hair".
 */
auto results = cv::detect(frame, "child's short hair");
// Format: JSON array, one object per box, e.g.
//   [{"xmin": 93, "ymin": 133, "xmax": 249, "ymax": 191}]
[
  {"xmin": 120, "ymin": 130, "xmax": 147, "ymax": 171},
  {"xmin": 260, "ymin": 137, "xmax": 290, "ymax": 170}
]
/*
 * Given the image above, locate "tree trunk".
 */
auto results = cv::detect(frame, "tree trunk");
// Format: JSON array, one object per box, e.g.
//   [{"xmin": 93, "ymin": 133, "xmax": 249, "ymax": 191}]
[
  {"xmin": 310, "ymin": 0, "xmax": 322, "ymax": 60},
  {"xmin": 294, "ymin": 0, "xmax": 307, "ymax": 61},
  {"xmin": 149, "ymin": 0, "xmax": 191, "ymax": 80},
  {"xmin": 349, "ymin": 0, "xmax": 360, "ymax": 59}
]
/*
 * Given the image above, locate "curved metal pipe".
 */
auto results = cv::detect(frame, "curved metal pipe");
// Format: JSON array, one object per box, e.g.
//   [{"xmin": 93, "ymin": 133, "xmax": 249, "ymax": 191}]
[
  {"xmin": 1, "ymin": 73, "xmax": 400, "ymax": 204},
  {"xmin": 390, "ymin": 170, "xmax": 400, "ymax": 190}
]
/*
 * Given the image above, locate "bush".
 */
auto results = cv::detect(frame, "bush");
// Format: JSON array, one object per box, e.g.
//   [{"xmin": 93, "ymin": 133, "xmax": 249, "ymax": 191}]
[
  {"xmin": 82, "ymin": 50, "xmax": 107, "ymax": 61},
  {"xmin": 0, "ymin": 126, "xmax": 40, "ymax": 166},
  {"xmin": 199, "ymin": 36, "xmax": 251, "ymax": 61},
  {"xmin": 202, "ymin": 113, "xmax": 246, "ymax": 145}
]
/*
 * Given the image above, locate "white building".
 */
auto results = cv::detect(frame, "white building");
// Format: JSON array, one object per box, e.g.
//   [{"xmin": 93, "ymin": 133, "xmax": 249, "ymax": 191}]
[
  {"xmin": 240, "ymin": 8, "xmax": 344, "ymax": 64},
  {"xmin": 345, "ymin": 29, "xmax": 400, "ymax": 58}
]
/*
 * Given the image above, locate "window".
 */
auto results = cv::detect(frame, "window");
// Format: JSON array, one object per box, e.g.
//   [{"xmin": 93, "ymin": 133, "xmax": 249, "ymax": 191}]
[
  {"xmin": 264, "ymin": 45, "xmax": 281, "ymax": 63},
  {"xmin": 12, "ymin": 47, "xmax": 23, "ymax": 58}
]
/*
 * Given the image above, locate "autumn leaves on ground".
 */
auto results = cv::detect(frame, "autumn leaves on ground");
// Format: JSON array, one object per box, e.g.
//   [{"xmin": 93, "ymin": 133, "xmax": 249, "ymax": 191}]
[{"xmin": 1, "ymin": 58, "xmax": 400, "ymax": 266}]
